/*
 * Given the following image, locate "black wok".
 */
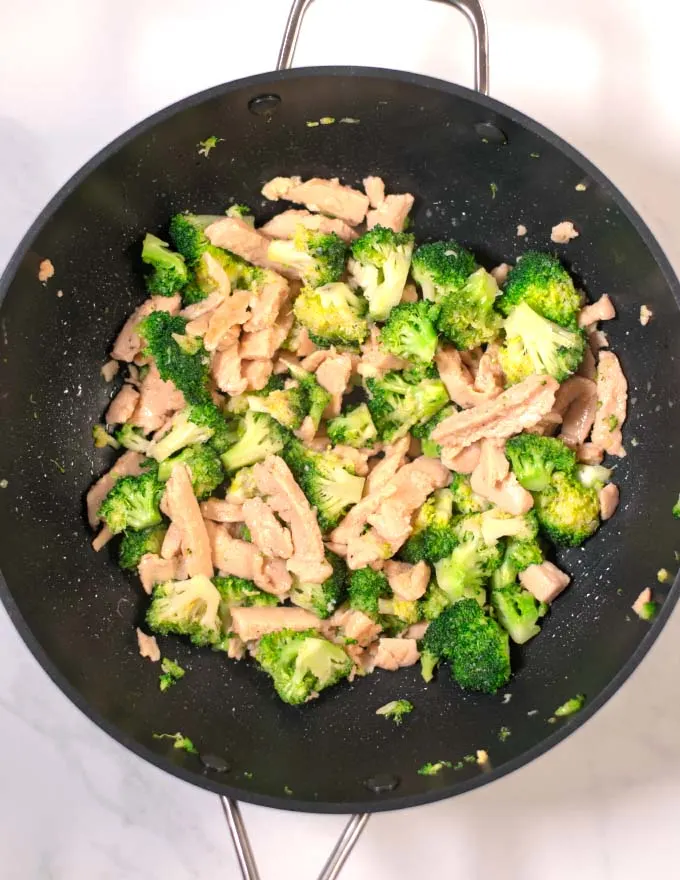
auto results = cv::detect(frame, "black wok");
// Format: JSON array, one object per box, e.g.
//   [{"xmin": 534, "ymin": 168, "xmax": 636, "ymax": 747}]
[{"xmin": 1, "ymin": 0, "xmax": 679, "ymax": 847}]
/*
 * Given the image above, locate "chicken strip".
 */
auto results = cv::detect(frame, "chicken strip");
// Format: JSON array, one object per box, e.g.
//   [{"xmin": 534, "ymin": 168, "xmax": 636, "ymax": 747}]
[
  {"xmin": 111, "ymin": 294, "xmax": 181, "ymax": 362},
  {"xmin": 363, "ymin": 176, "xmax": 386, "ymax": 208},
  {"xmin": 164, "ymin": 464, "xmax": 213, "ymax": 578},
  {"xmin": 243, "ymin": 273, "xmax": 291, "ymax": 333},
  {"xmin": 136, "ymin": 628, "xmax": 161, "ymax": 662},
  {"xmin": 441, "ymin": 441, "xmax": 481, "ymax": 474},
  {"xmin": 364, "ymin": 436, "xmax": 410, "ymax": 496},
  {"xmin": 180, "ymin": 290, "xmax": 225, "ymax": 321},
  {"xmin": 384, "ymin": 560, "xmax": 429, "ymax": 601},
  {"xmin": 554, "ymin": 376, "xmax": 598, "ymax": 448},
  {"xmin": 578, "ymin": 294, "xmax": 615, "ymax": 328},
  {"xmin": 204, "ymin": 216, "xmax": 296, "ymax": 277},
  {"xmin": 373, "ymin": 638, "xmax": 420, "ymax": 671},
  {"xmin": 315, "ymin": 351, "xmax": 353, "ymax": 417},
  {"xmin": 599, "ymin": 483, "xmax": 620, "ymax": 520},
  {"xmin": 436, "ymin": 346, "xmax": 502, "ymax": 408},
  {"xmin": 105, "ymin": 384, "xmax": 140, "ymax": 426},
  {"xmin": 328, "ymin": 607, "xmax": 382, "ymax": 647},
  {"xmin": 242, "ymin": 358, "xmax": 274, "ymax": 391},
  {"xmin": 519, "ymin": 561, "xmax": 570, "ymax": 603},
  {"xmin": 200, "ymin": 498, "xmax": 245, "ymax": 523},
  {"xmin": 242, "ymin": 497, "xmax": 294, "ymax": 559},
  {"xmin": 230, "ymin": 606, "xmax": 321, "ymax": 643},
  {"xmin": 261, "ymin": 176, "xmax": 370, "ymax": 226},
  {"xmin": 591, "ymin": 351, "xmax": 627, "ymax": 457},
  {"xmin": 470, "ymin": 439, "xmax": 533, "ymax": 515},
  {"xmin": 86, "ymin": 450, "xmax": 145, "ymax": 528},
  {"xmin": 366, "ymin": 193, "xmax": 415, "ymax": 233},
  {"xmin": 138, "ymin": 554, "xmax": 178, "ymax": 595},
  {"xmin": 131, "ymin": 362, "xmax": 185, "ymax": 434},
  {"xmin": 260, "ymin": 209, "xmax": 357, "ymax": 243},
  {"xmin": 203, "ymin": 290, "xmax": 252, "ymax": 351},
  {"xmin": 211, "ymin": 344, "xmax": 248, "ymax": 396}
]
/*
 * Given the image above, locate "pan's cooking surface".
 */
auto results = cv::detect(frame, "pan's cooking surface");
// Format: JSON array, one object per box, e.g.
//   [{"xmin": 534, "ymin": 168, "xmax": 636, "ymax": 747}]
[{"xmin": 0, "ymin": 68, "xmax": 679, "ymax": 812}]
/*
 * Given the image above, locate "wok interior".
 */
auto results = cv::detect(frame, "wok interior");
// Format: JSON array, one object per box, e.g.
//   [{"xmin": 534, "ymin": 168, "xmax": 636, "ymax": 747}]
[{"xmin": 1, "ymin": 70, "xmax": 679, "ymax": 812}]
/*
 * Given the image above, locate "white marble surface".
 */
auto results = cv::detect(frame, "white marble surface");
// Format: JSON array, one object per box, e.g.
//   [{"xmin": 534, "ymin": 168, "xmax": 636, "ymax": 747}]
[{"xmin": 2, "ymin": 1, "xmax": 680, "ymax": 877}]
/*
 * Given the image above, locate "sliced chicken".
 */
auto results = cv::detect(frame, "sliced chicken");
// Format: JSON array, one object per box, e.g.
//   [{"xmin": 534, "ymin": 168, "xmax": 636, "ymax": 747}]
[
  {"xmin": 101, "ymin": 360, "xmax": 119, "ymax": 382},
  {"xmin": 632, "ymin": 588, "xmax": 653, "ymax": 617},
  {"xmin": 589, "ymin": 329, "xmax": 609, "ymax": 352},
  {"xmin": 364, "ymin": 436, "xmax": 411, "ymax": 496},
  {"xmin": 262, "ymin": 557, "xmax": 293, "ymax": 595},
  {"xmin": 242, "ymin": 497, "xmax": 294, "ymax": 559},
  {"xmin": 332, "ymin": 445, "xmax": 370, "ymax": 477},
  {"xmin": 185, "ymin": 313, "xmax": 212, "ymax": 338},
  {"xmin": 204, "ymin": 216, "xmax": 296, "ymax": 277},
  {"xmin": 91, "ymin": 525, "xmax": 114, "ymax": 552},
  {"xmin": 259, "ymin": 209, "xmax": 357, "ymax": 243},
  {"xmin": 490, "ymin": 263, "xmax": 511, "ymax": 286},
  {"xmin": 405, "ymin": 620, "xmax": 429, "ymax": 640},
  {"xmin": 138, "ymin": 554, "xmax": 178, "ymax": 595},
  {"xmin": 261, "ymin": 176, "xmax": 370, "ymax": 226},
  {"xmin": 400, "ymin": 282, "xmax": 418, "ymax": 304},
  {"xmin": 366, "ymin": 193, "xmax": 415, "ymax": 233},
  {"xmin": 227, "ymin": 636, "xmax": 246, "ymax": 660},
  {"xmin": 242, "ymin": 358, "xmax": 274, "ymax": 391},
  {"xmin": 161, "ymin": 522, "xmax": 182, "ymax": 559},
  {"xmin": 367, "ymin": 501, "xmax": 412, "ymax": 550},
  {"xmin": 211, "ymin": 343, "xmax": 248, "ymax": 396},
  {"xmin": 231, "ymin": 606, "xmax": 321, "ymax": 642},
  {"xmin": 105, "ymin": 384, "xmax": 140, "ymax": 426},
  {"xmin": 550, "ymin": 220, "xmax": 579, "ymax": 243},
  {"xmin": 329, "ymin": 607, "xmax": 382, "ymax": 647},
  {"xmin": 519, "ymin": 561, "xmax": 570, "ymax": 603},
  {"xmin": 111, "ymin": 294, "xmax": 181, "ymax": 362},
  {"xmin": 200, "ymin": 498, "xmax": 245, "ymax": 523},
  {"xmin": 207, "ymin": 521, "xmax": 263, "ymax": 579},
  {"xmin": 554, "ymin": 376, "xmax": 598, "ymax": 448},
  {"xmin": 357, "ymin": 326, "xmax": 410, "ymax": 380},
  {"xmin": 294, "ymin": 326, "xmax": 318, "ymax": 358},
  {"xmin": 203, "ymin": 290, "xmax": 252, "ymax": 351},
  {"xmin": 180, "ymin": 290, "xmax": 225, "ymax": 321},
  {"xmin": 363, "ymin": 176, "xmax": 386, "ymax": 208},
  {"xmin": 599, "ymin": 483, "xmax": 620, "ymax": 520},
  {"xmin": 384, "ymin": 560, "xmax": 430, "ymax": 601},
  {"xmin": 577, "ymin": 442, "xmax": 604, "ymax": 465},
  {"xmin": 578, "ymin": 345, "xmax": 597, "ymax": 381},
  {"xmin": 240, "ymin": 308, "xmax": 293, "ymax": 359},
  {"xmin": 591, "ymin": 351, "xmax": 627, "ymax": 457},
  {"xmin": 470, "ymin": 439, "xmax": 533, "ymax": 515},
  {"xmin": 373, "ymin": 638, "xmax": 420, "ymax": 671},
  {"xmin": 441, "ymin": 441, "xmax": 482, "ymax": 474},
  {"xmin": 130, "ymin": 362, "xmax": 185, "ymax": 434},
  {"xmin": 243, "ymin": 273, "xmax": 291, "ymax": 333},
  {"xmin": 136, "ymin": 628, "xmax": 161, "ymax": 662},
  {"xmin": 86, "ymin": 450, "xmax": 145, "ymax": 528},
  {"xmin": 164, "ymin": 464, "xmax": 213, "ymax": 578},
  {"xmin": 436, "ymin": 346, "xmax": 502, "ymax": 408},
  {"xmin": 578, "ymin": 294, "xmax": 616, "ymax": 327},
  {"xmin": 346, "ymin": 532, "xmax": 389, "ymax": 570},
  {"xmin": 315, "ymin": 351, "xmax": 353, "ymax": 417}
]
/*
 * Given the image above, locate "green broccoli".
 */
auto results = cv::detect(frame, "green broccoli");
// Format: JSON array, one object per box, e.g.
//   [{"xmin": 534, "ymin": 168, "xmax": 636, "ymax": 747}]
[
  {"xmin": 283, "ymin": 439, "xmax": 365, "ymax": 532},
  {"xmin": 419, "ymin": 582, "xmax": 452, "ymax": 621},
  {"xmin": 286, "ymin": 362, "xmax": 333, "ymax": 430},
  {"xmin": 92, "ymin": 424, "xmax": 119, "ymax": 450},
  {"xmin": 118, "ymin": 524, "xmax": 167, "ymax": 570},
  {"xmin": 168, "ymin": 213, "xmax": 226, "ymax": 265},
  {"xmin": 152, "ymin": 731, "xmax": 198, "ymax": 754},
  {"xmin": 293, "ymin": 282, "xmax": 369, "ymax": 350},
  {"xmin": 226, "ymin": 204, "xmax": 254, "ymax": 223},
  {"xmin": 379, "ymin": 596, "xmax": 423, "ymax": 634},
  {"xmin": 496, "ymin": 251, "xmax": 581, "ymax": 327},
  {"xmin": 417, "ymin": 760, "xmax": 452, "ymax": 776},
  {"xmin": 157, "ymin": 444, "xmax": 224, "ymax": 500},
  {"xmin": 398, "ymin": 490, "xmax": 458, "ymax": 565},
  {"xmin": 498, "ymin": 302, "xmax": 585, "ymax": 384},
  {"xmin": 505, "ymin": 433, "xmax": 577, "ymax": 492},
  {"xmin": 376, "ymin": 699, "xmax": 414, "ymax": 725},
  {"xmin": 673, "ymin": 494, "xmax": 680, "ymax": 519},
  {"xmin": 220, "ymin": 411, "xmax": 287, "ymax": 472},
  {"xmin": 266, "ymin": 226, "xmax": 347, "ymax": 287},
  {"xmin": 137, "ymin": 311, "xmax": 210, "ymax": 404},
  {"xmin": 366, "ymin": 369, "xmax": 449, "ymax": 442},
  {"xmin": 159, "ymin": 657, "xmax": 186, "ymax": 692},
  {"xmin": 327, "ymin": 403, "xmax": 378, "ymax": 449},
  {"xmin": 448, "ymin": 472, "xmax": 489, "ymax": 514},
  {"xmin": 115, "ymin": 424, "xmax": 151, "ymax": 454},
  {"xmin": 553, "ymin": 693, "xmax": 586, "ymax": 718},
  {"xmin": 436, "ymin": 267, "xmax": 502, "ymax": 351},
  {"xmin": 432, "ymin": 514, "xmax": 504, "ymax": 607},
  {"xmin": 141, "ymin": 233, "xmax": 189, "ymax": 296},
  {"xmin": 150, "ymin": 403, "xmax": 226, "ymax": 461},
  {"xmin": 490, "ymin": 582, "xmax": 547, "ymax": 645},
  {"xmin": 576, "ymin": 464, "xmax": 612, "ymax": 489},
  {"xmin": 491, "ymin": 534, "xmax": 544, "ymax": 591},
  {"xmin": 636, "ymin": 600, "xmax": 659, "ymax": 621},
  {"xmin": 349, "ymin": 225, "xmax": 415, "ymax": 320},
  {"xmin": 379, "ymin": 301, "xmax": 438, "ymax": 365},
  {"xmin": 411, "ymin": 404, "xmax": 456, "ymax": 458},
  {"xmin": 411, "ymin": 240, "xmax": 476, "ymax": 302},
  {"xmin": 98, "ymin": 470, "xmax": 164, "ymax": 534},
  {"xmin": 348, "ymin": 567, "xmax": 391, "ymax": 619},
  {"xmin": 248, "ymin": 384, "xmax": 310, "ymax": 430},
  {"xmin": 146, "ymin": 575, "xmax": 223, "ymax": 647},
  {"xmin": 254, "ymin": 628, "xmax": 352, "ymax": 705},
  {"xmin": 213, "ymin": 575, "xmax": 279, "ymax": 608},
  {"xmin": 534, "ymin": 471, "xmax": 600, "ymax": 546},
  {"xmin": 290, "ymin": 551, "xmax": 348, "ymax": 618}
]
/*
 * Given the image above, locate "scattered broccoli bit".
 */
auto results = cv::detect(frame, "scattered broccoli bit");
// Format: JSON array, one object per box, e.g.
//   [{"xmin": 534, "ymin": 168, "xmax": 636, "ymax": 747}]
[
  {"xmin": 657, "ymin": 568, "xmax": 671, "ymax": 584},
  {"xmin": 376, "ymin": 699, "xmax": 414, "ymax": 725},
  {"xmin": 254, "ymin": 628, "xmax": 352, "ymax": 705},
  {"xmin": 673, "ymin": 494, "xmax": 680, "ymax": 519},
  {"xmin": 505, "ymin": 433, "xmax": 576, "ymax": 493},
  {"xmin": 293, "ymin": 281, "xmax": 368, "ymax": 349},
  {"xmin": 380, "ymin": 301, "xmax": 438, "ymax": 365},
  {"xmin": 115, "ymin": 423, "xmax": 150, "ymax": 454},
  {"xmin": 348, "ymin": 567, "xmax": 391, "ymax": 619},
  {"xmin": 411, "ymin": 240, "xmax": 476, "ymax": 303},
  {"xmin": 499, "ymin": 302, "xmax": 585, "ymax": 384},
  {"xmin": 118, "ymin": 524, "xmax": 167, "ymax": 571},
  {"xmin": 226, "ymin": 204, "xmax": 253, "ymax": 222},
  {"xmin": 141, "ymin": 233, "xmax": 189, "ymax": 296},
  {"xmin": 267, "ymin": 226, "xmax": 348, "ymax": 287},
  {"xmin": 497, "ymin": 251, "xmax": 581, "ymax": 327},
  {"xmin": 290, "ymin": 551, "xmax": 348, "ymax": 618},
  {"xmin": 147, "ymin": 575, "xmax": 223, "ymax": 647},
  {"xmin": 157, "ymin": 444, "xmax": 224, "ymax": 500},
  {"xmin": 98, "ymin": 470, "xmax": 164, "ymax": 534},
  {"xmin": 349, "ymin": 225, "xmax": 415, "ymax": 320},
  {"xmin": 498, "ymin": 726, "xmax": 511, "ymax": 741},
  {"xmin": 327, "ymin": 403, "xmax": 378, "ymax": 449},
  {"xmin": 417, "ymin": 760, "xmax": 452, "ymax": 776},
  {"xmin": 92, "ymin": 424, "xmax": 119, "ymax": 450},
  {"xmin": 220, "ymin": 411, "xmax": 287, "ymax": 472},
  {"xmin": 553, "ymin": 694, "xmax": 585, "ymax": 718},
  {"xmin": 197, "ymin": 136, "xmax": 222, "ymax": 157},
  {"xmin": 137, "ymin": 311, "xmax": 210, "ymax": 404},
  {"xmin": 159, "ymin": 657, "xmax": 186, "ymax": 692},
  {"xmin": 436, "ymin": 267, "xmax": 502, "ymax": 351},
  {"xmin": 153, "ymin": 732, "xmax": 198, "ymax": 754},
  {"xmin": 366, "ymin": 369, "xmax": 449, "ymax": 442},
  {"xmin": 534, "ymin": 471, "xmax": 600, "ymax": 547}
]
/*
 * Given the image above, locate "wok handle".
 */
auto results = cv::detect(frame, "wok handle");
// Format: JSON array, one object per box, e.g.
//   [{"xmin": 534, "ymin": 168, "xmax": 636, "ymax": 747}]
[
  {"xmin": 276, "ymin": 0, "xmax": 490, "ymax": 95},
  {"xmin": 221, "ymin": 796, "xmax": 369, "ymax": 880}
]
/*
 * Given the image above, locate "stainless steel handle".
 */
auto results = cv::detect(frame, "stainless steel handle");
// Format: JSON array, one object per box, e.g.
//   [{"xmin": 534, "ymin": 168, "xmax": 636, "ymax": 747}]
[{"xmin": 277, "ymin": 0, "xmax": 490, "ymax": 95}]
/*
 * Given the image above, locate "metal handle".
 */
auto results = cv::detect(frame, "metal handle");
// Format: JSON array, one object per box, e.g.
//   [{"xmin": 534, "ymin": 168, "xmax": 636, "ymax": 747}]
[{"xmin": 277, "ymin": 0, "xmax": 490, "ymax": 95}]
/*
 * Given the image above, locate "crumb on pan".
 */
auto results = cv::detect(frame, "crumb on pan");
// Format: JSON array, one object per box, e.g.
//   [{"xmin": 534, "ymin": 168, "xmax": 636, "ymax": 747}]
[
  {"xmin": 38, "ymin": 258, "xmax": 55, "ymax": 283},
  {"xmin": 640, "ymin": 304, "xmax": 653, "ymax": 326},
  {"xmin": 550, "ymin": 221, "xmax": 579, "ymax": 244},
  {"xmin": 516, "ymin": 224, "xmax": 527, "ymax": 237}
]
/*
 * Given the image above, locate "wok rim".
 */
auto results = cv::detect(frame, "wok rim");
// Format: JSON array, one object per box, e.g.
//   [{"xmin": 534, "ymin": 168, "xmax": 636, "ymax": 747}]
[{"xmin": 1, "ymin": 64, "xmax": 679, "ymax": 814}]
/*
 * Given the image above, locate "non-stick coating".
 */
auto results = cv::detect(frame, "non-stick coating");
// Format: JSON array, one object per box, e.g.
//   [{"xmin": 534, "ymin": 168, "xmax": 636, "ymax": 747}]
[{"xmin": 0, "ymin": 68, "xmax": 679, "ymax": 814}]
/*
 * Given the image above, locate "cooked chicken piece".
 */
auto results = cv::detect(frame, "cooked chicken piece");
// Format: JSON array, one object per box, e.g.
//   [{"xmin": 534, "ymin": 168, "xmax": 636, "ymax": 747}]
[
  {"xmin": 471, "ymin": 439, "xmax": 509, "ymax": 486},
  {"xmin": 578, "ymin": 345, "xmax": 597, "ymax": 381},
  {"xmin": 101, "ymin": 360, "xmax": 119, "ymax": 382},
  {"xmin": 243, "ymin": 497, "xmax": 294, "ymax": 559},
  {"xmin": 204, "ymin": 216, "xmax": 296, "ymax": 277},
  {"xmin": 262, "ymin": 557, "xmax": 293, "ymax": 596},
  {"xmin": 490, "ymin": 263, "xmax": 511, "ymax": 286},
  {"xmin": 363, "ymin": 176, "xmax": 386, "ymax": 208},
  {"xmin": 242, "ymin": 358, "xmax": 274, "ymax": 391},
  {"xmin": 367, "ymin": 501, "xmax": 412, "ymax": 549},
  {"xmin": 211, "ymin": 343, "xmax": 248, "ymax": 396},
  {"xmin": 105, "ymin": 384, "xmax": 140, "ymax": 426},
  {"xmin": 640, "ymin": 304, "xmax": 653, "ymax": 326},
  {"xmin": 240, "ymin": 309, "xmax": 293, "ymax": 359},
  {"xmin": 432, "ymin": 375, "xmax": 560, "ymax": 454},
  {"xmin": 294, "ymin": 326, "xmax": 318, "ymax": 357},
  {"xmin": 591, "ymin": 351, "xmax": 627, "ymax": 457},
  {"xmin": 180, "ymin": 290, "xmax": 225, "ymax": 321},
  {"xmin": 157, "ymin": 525, "xmax": 180, "ymax": 561},
  {"xmin": 441, "ymin": 441, "xmax": 482, "ymax": 474},
  {"xmin": 231, "ymin": 606, "xmax": 321, "ymax": 642},
  {"xmin": 164, "ymin": 464, "xmax": 213, "ymax": 578},
  {"xmin": 91, "ymin": 525, "xmax": 114, "ymax": 552},
  {"xmin": 227, "ymin": 636, "xmax": 246, "ymax": 660},
  {"xmin": 329, "ymin": 607, "xmax": 382, "ymax": 647},
  {"xmin": 599, "ymin": 483, "xmax": 620, "ymax": 520},
  {"xmin": 364, "ymin": 436, "xmax": 410, "ymax": 496},
  {"xmin": 206, "ymin": 521, "xmax": 263, "ymax": 578},
  {"xmin": 315, "ymin": 351, "xmax": 353, "ymax": 417},
  {"xmin": 400, "ymin": 282, "xmax": 418, "ymax": 304},
  {"xmin": 366, "ymin": 193, "xmax": 415, "ymax": 233},
  {"xmin": 589, "ymin": 329, "xmax": 609, "ymax": 352},
  {"xmin": 346, "ymin": 532, "xmax": 389, "ymax": 570},
  {"xmin": 260, "ymin": 209, "xmax": 358, "ymax": 243},
  {"xmin": 405, "ymin": 620, "xmax": 429, "ymax": 640},
  {"xmin": 436, "ymin": 346, "xmax": 502, "ymax": 408},
  {"xmin": 577, "ymin": 442, "xmax": 604, "ymax": 465},
  {"xmin": 38, "ymin": 258, "xmax": 55, "ymax": 282},
  {"xmin": 470, "ymin": 439, "xmax": 533, "ymax": 515},
  {"xmin": 300, "ymin": 348, "xmax": 331, "ymax": 372},
  {"xmin": 519, "ymin": 561, "xmax": 570, "ymax": 603},
  {"xmin": 357, "ymin": 326, "xmax": 410, "ymax": 380},
  {"xmin": 550, "ymin": 220, "xmax": 579, "ymax": 243},
  {"xmin": 200, "ymin": 498, "xmax": 245, "ymax": 523},
  {"xmin": 632, "ymin": 588, "xmax": 653, "ymax": 617},
  {"xmin": 553, "ymin": 376, "xmax": 598, "ymax": 448},
  {"xmin": 525, "ymin": 411, "xmax": 562, "ymax": 437},
  {"xmin": 203, "ymin": 291, "xmax": 252, "ymax": 351},
  {"xmin": 111, "ymin": 294, "xmax": 181, "ymax": 362},
  {"xmin": 324, "ymin": 541, "xmax": 348, "ymax": 557},
  {"xmin": 578, "ymin": 294, "xmax": 615, "ymax": 327},
  {"xmin": 86, "ymin": 450, "xmax": 145, "ymax": 528},
  {"xmin": 184, "ymin": 313, "xmax": 212, "ymax": 338},
  {"xmin": 243, "ymin": 273, "xmax": 291, "ymax": 333},
  {"xmin": 373, "ymin": 638, "xmax": 420, "ymax": 671},
  {"xmin": 384, "ymin": 560, "xmax": 429, "ymax": 601},
  {"xmin": 294, "ymin": 415, "xmax": 317, "ymax": 444},
  {"xmin": 261, "ymin": 176, "xmax": 370, "ymax": 226},
  {"xmin": 138, "ymin": 554, "xmax": 178, "ymax": 595},
  {"xmin": 130, "ymin": 363, "xmax": 185, "ymax": 434},
  {"xmin": 517, "ymin": 224, "xmax": 527, "ymax": 237},
  {"xmin": 136, "ymin": 628, "xmax": 161, "ymax": 662},
  {"xmin": 332, "ymin": 445, "xmax": 370, "ymax": 476}
]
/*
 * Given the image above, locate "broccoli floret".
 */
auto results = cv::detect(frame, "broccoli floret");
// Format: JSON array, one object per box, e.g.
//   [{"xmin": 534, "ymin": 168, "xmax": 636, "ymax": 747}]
[
  {"xmin": 248, "ymin": 384, "xmax": 309, "ymax": 430},
  {"xmin": 415, "ymin": 489, "xmax": 454, "ymax": 529},
  {"xmin": 250, "ymin": 373, "xmax": 287, "ymax": 397},
  {"xmin": 505, "ymin": 433, "xmax": 577, "ymax": 492},
  {"xmin": 420, "ymin": 598, "xmax": 511, "ymax": 693},
  {"xmin": 448, "ymin": 472, "xmax": 489, "ymax": 514},
  {"xmin": 327, "ymin": 403, "xmax": 378, "ymax": 449},
  {"xmin": 348, "ymin": 567, "xmax": 391, "ymax": 619},
  {"xmin": 267, "ymin": 226, "xmax": 347, "ymax": 287},
  {"xmin": 498, "ymin": 302, "xmax": 585, "ymax": 384},
  {"xmin": 169, "ymin": 213, "xmax": 225, "ymax": 265},
  {"xmin": 576, "ymin": 464, "xmax": 612, "ymax": 489},
  {"xmin": 159, "ymin": 657, "xmax": 186, "ymax": 692},
  {"xmin": 137, "ymin": 311, "xmax": 210, "ymax": 404},
  {"xmin": 254, "ymin": 628, "xmax": 351, "ymax": 705},
  {"xmin": 146, "ymin": 575, "xmax": 223, "ymax": 647},
  {"xmin": 115, "ymin": 423, "xmax": 151, "ymax": 454},
  {"xmin": 535, "ymin": 470, "xmax": 600, "ymax": 546},
  {"xmin": 636, "ymin": 600, "xmax": 659, "ymax": 622},
  {"xmin": 432, "ymin": 514, "xmax": 503, "ymax": 606},
  {"xmin": 98, "ymin": 470, "xmax": 164, "ymax": 534},
  {"xmin": 497, "ymin": 251, "xmax": 581, "ymax": 327},
  {"xmin": 419, "ymin": 582, "xmax": 452, "ymax": 621},
  {"xmin": 220, "ymin": 411, "xmax": 287, "ymax": 472},
  {"xmin": 349, "ymin": 226, "xmax": 415, "ymax": 320},
  {"xmin": 491, "ymin": 581, "xmax": 547, "ymax": 645},
  {"xmin": 150, "ymin": 403, "xmax": 225, "ymax": 461},
  {"xmin": 226, "ymin": 466, "xmax": 259, "ymax": 501},
  {"xmin": 399, "ymin": 526, "xmax": 458, "ymax": 565},
  {"xmin": 226, "ymin": 204, "xmax": 254, "ymax": 223},
  {"xmin": 379, "ymin": 596, "xmax": 423, "ymax": 634},
  {"xmin": 285, "ymin": 362, "xmax": 333, "ymax": 430},
  {"xmin": 293, "ymin": 282, "xmax": 369, "ymax": 350},
  {"xmin": 411, "ymin": 404, "xmax": 456, "ymax": 458},
  {"xmin": 157, "ymin": 444, "xmax": 224, "ymax": 500},
  {"xmin": 290, "ymin": 551, "xmax": 348, "ymax": 618},
  {"xmin": 436, "ymin": 268, "xmax": 502, "ymax": 351},
  {"xmin": 366, "ymin": 370, "xmax": 449, "ymax": 442},
  {"xmin": 376, "ymin": 699, "xmax": 414, "ymax": 725},
  {"xmin": 411, "ymin": 240, "xmax": 476, "ymax": 302},
  {"xmin": 118, "ymin": 524, "xmax": 167, "ymax": 570},
  {"xmin": 141, "ymin": 233, "xmax": 189, "ymax": 296},
  {"xmin": 283, "ymin": 439, "xmax": 365, "ymax": 532},
  {"xmin": 213, "ymin": 575, "xmax": 279, "ymax": 608},
  {"xmin": 92, "ymin": 424, "xmax": 119, "ymax": 450},
  {"xmin": 379, "ymin": 301, "xmax": 438, "ymax": 365}
]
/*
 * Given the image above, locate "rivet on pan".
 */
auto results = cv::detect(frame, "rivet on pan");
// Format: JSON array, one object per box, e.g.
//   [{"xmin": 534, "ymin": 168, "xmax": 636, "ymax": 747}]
[
  {"xmin": 364, "ymin": 773, "xmax": 400, "ymax": 794},
  {"xmin": 475, "ymin": 122, "xmax": 507, "ymax": 145},
  {"xmin": 248, "ymin": 94, "xmax": 282, "ymax": 117},
  {"xmin": 200, "ymin": 754, "xmax": 231, "ymax": 773}
]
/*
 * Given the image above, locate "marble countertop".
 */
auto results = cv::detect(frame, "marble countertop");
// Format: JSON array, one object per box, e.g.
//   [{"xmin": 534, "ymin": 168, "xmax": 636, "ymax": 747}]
[{"xmin": 2, "ymin": 1, "xmax": 680, "ymax": 877}]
